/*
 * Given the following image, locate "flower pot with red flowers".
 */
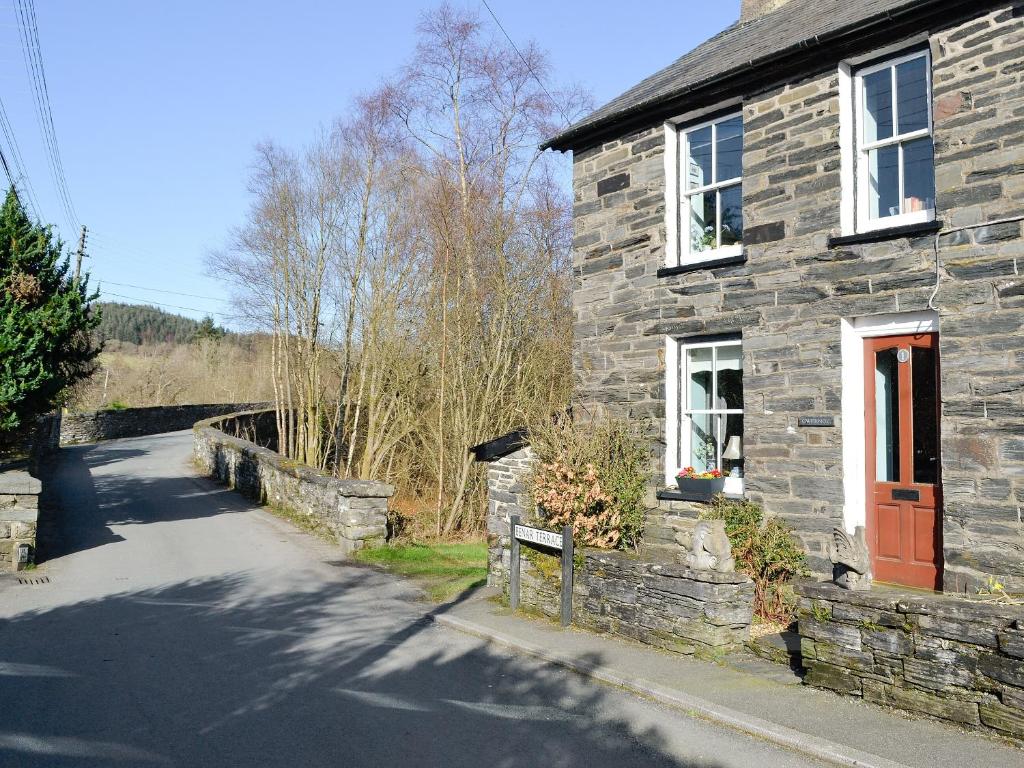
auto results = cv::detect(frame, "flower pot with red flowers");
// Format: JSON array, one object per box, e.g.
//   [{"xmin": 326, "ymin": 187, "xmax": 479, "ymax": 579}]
[{"xmin": 675, "ymin": 467, "xmax": 725, "ymax": 501}]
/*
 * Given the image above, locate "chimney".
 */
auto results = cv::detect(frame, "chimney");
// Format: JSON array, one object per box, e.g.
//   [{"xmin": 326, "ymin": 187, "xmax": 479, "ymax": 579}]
[{"xmin": 740, "ymin": 0, "xmax": 794, "ymax": 22}]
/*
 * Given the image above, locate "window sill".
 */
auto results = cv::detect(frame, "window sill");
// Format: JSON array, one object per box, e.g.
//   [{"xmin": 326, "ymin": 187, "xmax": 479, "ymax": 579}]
[
  {"xmin": 657, "ymin": 255, "xmax": 747, "ymax": 278},
  {"xmin": 827, "ymin": 220, "xmax": 942, "ymax": 248},
  {"xmin": 657, "ymin": 488, "xmax": 745, "ymax": 503}
]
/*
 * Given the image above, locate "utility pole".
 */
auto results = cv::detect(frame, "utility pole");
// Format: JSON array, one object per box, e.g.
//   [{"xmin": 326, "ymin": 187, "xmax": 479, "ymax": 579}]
[{"xmin": 73, "ymin": 224, "xmax": 87, "ymax": 285}]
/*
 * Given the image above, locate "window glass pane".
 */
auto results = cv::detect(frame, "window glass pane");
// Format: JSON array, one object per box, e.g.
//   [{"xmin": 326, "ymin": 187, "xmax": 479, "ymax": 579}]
[
  {"xmin": 719, "ymin": 184, "xmax": 743, "ymax": 247},
  {"xmin": 688, "ymin": 348, "xmax": 713, "ymax": 410},
  {"xmin": 912, "ymin": 346, "xmax": 939, "ymax": 485},
  {"xmin": 716, "ymin": 344, "xmax": 743, "ymax": 410},
  {"xmin": 874, "ymin": 348, "xmax": 901, "ymax": 483},
  {"xmin": 723, "ymin": 413, "xmax": 744, "ymax": 476},
  {"xmin": 688, "ymin": 412, "xmax": 718, "ymax": 473},
  {"xmin": 688, "ymin": 191, "xmax": 717, "ymax": 253},
  {"xmin": 685, "ymin": 125, "xmax": 713, "ymax": 190},
  {"xmin": 868, "ymin": 144, "xmax": 900, "ymax": 220},
  {"xmin": 716, "ymin": 116, "xmax": 743, "ymax": 182},
  {"xmin": 896, "ymin": 56, "xmax": 929, "ymax": 135},
  {"xmin": 863, "ymin": 68, "xmax": 894, "ymax": 143},
  {"xmin": 903, "ymin": 137, "xmax": 935, "ymax": 213}
]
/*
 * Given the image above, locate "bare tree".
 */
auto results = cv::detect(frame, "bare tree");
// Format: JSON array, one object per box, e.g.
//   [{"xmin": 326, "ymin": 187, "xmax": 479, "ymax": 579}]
[{"xmin": 210, "ymin": 3, "xmax": 582, "ymax": 537}]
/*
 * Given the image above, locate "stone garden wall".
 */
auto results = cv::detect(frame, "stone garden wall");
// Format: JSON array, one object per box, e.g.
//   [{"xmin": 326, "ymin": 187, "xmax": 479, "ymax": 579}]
[
  {"xmin": 797, "ymin": 581, "xmax": 1024, "ymax": 742},
  {"xmin": 483, "ymin": 444, "xmax": 752, "ymax": 653},
  {"xmin": 194, "ymin": 410, "xmax": 392, "ymax": 554},
  {"xmin": 568, "ymin": 3, "xmax": 1024, "ymax": 591},
  {"xmin": 495, "ymin": 543, "xmax": 753, "ymax": 655},
  {"xmin": 61, "ymin": 402, "xmax": 270, "ymax": 445},
  {"xmin": 0, "ymin": 470, "xmax": 40, "ymax": 572}
]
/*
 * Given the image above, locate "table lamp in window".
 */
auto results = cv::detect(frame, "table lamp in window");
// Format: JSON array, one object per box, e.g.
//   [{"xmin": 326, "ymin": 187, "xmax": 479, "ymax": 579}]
[{"xmin": 723, "ymin": 436, "xmax": 743, "ymax": 478}]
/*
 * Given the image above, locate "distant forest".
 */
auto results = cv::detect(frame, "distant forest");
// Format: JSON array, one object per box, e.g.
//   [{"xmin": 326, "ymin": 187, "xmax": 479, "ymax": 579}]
[{"xmin": 94, "ymin": 303, "xmax": 227, "ymax": 346}]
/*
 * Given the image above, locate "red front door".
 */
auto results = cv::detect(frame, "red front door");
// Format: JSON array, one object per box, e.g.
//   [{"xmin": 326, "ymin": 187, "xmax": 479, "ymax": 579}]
[{"xmin": 864, "ymin": 333, "xmax": 943, "ymax": 590}]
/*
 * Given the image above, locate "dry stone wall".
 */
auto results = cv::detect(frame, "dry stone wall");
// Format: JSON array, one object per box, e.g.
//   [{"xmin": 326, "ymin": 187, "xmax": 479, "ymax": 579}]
[
  {"xmin": 797, "ymin": 581, "xmax": 1024, "ymax": 743},
  {"xmin": 0, "ymin": 470, "xmax": 40, "ymax": 571},
  {"xmin": 569, "ymin": 3, "xmax": 1024, "ymax": 590},
  {"xmin": 496, "ymin": 543, "xmax": 754, "ymax": 655},
  {"xmin": 61, "ymin": 402, "xmax": 270, "ymax": 445},
  {"xmin": 194, "ymin": 410, "xmax": 391, "ymax": 553},
  {"xmin": 484, "ymin": 446, "xmax": 753, "ymax": 653}
]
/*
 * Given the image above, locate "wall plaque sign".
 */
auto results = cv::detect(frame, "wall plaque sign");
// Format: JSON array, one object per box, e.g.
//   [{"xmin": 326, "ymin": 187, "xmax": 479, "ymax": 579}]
[{"xmin": 798, "ymin": 416, "xmax": 835, "ymax": 428}]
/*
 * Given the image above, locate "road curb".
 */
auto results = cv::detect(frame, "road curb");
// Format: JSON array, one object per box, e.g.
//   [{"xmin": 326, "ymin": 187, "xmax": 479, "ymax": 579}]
[{"xmin": 433, "ymin": 612, "xmax": 910, "ymax": 768}]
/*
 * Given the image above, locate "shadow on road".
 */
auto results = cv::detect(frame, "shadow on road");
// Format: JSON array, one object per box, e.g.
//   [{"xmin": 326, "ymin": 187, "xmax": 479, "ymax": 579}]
[
  {"xmin": 35, "ymin": 441, "xmax": 248, "ymax": 563},
  {"xmin": 0, "ymin": 567, "xmax": 733, "ymax": 768}
]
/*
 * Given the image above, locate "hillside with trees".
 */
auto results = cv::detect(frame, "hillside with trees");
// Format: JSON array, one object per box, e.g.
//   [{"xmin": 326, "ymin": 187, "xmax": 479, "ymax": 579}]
[
  {"xmin": 94, "ymin": 302, "xmax": 226, "ymax": 345},
  {"xmin": 66, "ymin": 304, "xmax": 272, "ymax": 412}
]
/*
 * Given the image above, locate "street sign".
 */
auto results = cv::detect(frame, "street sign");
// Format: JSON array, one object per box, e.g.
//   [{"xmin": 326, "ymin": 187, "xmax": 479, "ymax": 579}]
[
  {"xmin": 509, "ymin": 516, "xmax": 573, "ymax": 627},
  {"xmin": 513, "ymin": 523, "xmax": 564, "ymax": 550}
]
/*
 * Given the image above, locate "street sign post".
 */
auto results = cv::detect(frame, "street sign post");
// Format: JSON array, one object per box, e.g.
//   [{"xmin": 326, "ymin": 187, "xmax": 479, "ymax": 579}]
[{"xmin": 508, "ymin": 516, "xmax": 573, "ymax": 627}]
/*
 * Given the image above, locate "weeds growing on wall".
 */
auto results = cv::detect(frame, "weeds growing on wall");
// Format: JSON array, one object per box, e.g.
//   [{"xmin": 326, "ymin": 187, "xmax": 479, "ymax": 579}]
[
  {"xmin": 529, "ymin": 415, "xmax": 648, "ymax": 550},
  {"xmin": 700, "ymin": 496, "xmax": 809, "ymax": 622}
]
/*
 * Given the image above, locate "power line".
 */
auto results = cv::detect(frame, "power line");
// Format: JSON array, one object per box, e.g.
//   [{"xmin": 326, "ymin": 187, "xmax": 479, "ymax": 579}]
[
  {"xmin": 479, "ymin": 0, "xmax": 573, "ymax": 129},
  {"xmin": 24, "ymin": 0, "xmax": 77, "ymax": 226},
  {"xmin": 0, "ymin": 93, "xmax": 42, "ymax": 219},
  {"xmin": 99, "ymin": 280, "xmax": 226, "ymax": 303},
  {"xmin": 98, "ymin": 291, "xmax": 228, "ymax": 317},
  {"xmin": 13, "ymin": 0, "xmax": 78, "ymax": 231}
]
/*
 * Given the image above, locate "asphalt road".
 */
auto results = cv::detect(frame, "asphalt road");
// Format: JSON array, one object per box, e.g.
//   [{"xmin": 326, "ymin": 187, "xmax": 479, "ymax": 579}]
[{"xmin": 0, "ymin": 431, "xmax": 832, "ymax": 768}]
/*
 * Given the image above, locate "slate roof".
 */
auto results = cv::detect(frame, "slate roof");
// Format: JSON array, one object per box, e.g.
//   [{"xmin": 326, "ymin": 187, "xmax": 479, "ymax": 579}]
[{"xmin": 545, "ymin": 0, "xmax": 960, "ymax": 150}]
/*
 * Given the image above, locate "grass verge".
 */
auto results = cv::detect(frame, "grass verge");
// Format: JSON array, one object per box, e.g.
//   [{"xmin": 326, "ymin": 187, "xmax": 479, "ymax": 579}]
[{"xmin": 355, "ymin": 540, "xmax": 488, "ymax": 602}]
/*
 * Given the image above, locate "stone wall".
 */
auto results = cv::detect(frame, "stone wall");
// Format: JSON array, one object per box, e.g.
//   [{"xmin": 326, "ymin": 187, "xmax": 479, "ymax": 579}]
[
  {"xmin": 1, "ymin": 413, "xmax": 62, "ymax": 468},
  {"xmin": 569, "ymin": 3, "xmax": 1024, "ymax": 591},
  {"xmin": 796, "ymin": 581, "xmax": 1024, "ymax": 743},
  {"xmin": 497, "ymin": 543, "xmax": 753, "ymax": 655},
  {"xmin": 0, "ymin": 470, "xmax": 40, "ymax": 572},
  {"xmin": 193, "ymin": 410, "xmax": 392, "ymax": 554},
  {"xmin": 482, "ymin": 445, "xmax": 752, "ymax": 652},
  {"xmin": 485, "ymin": 446, "xmax": 535, "ymax": 586},
  {"xmin": 61, "ymin": 402, "xmax": 270, "ymax": 445}
]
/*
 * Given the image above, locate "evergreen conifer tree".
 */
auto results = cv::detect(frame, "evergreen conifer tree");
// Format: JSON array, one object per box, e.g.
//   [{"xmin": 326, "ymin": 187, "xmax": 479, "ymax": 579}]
[{"xmin": 0, "ymin": 189, "xmax": 100, "ymax": 432}]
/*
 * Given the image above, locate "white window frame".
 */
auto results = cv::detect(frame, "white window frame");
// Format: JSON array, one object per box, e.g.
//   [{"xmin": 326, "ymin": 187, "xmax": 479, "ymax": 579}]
[
  {"xmin": 664, "ymin": 337, "xmax": 744, "ymax": 496},
  {"xmin": 664, "ymin": 112, "xmax": 744, "ymax": 267},
  {"xmin": 853, "ymin": 49, "xmax": 935, "ymax": 233}
]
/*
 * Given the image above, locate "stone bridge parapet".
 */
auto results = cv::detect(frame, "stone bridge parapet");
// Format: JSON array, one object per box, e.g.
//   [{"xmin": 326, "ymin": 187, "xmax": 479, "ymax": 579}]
[{"xmin": 193, "ymin": 409, "xmax": 392, "ymax": 554}]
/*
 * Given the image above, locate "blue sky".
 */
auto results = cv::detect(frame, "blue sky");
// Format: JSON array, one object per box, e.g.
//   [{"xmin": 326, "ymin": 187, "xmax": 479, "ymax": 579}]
[{"xmin": 2, "ymin": 1, "xmax": 738, "ymax": 325}]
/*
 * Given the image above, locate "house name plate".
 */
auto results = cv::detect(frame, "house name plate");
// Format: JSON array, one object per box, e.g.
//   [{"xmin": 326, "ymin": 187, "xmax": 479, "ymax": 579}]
[
  {"xmin": 798, "ymin": 416, "xmax": 835, "ymax": 428},
  {"xmin": 513, "ymin": 524, "xmax": 564, "ymax": 550}
]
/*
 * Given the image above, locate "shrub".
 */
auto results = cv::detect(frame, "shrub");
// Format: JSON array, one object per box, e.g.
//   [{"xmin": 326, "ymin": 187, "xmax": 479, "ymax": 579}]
[
  {"xmin": 700, "ymin": 495, "xmax": 809, "ymax": 622},
  {"xmin": 529, "ymin": 414, "xmax": 648, "ymax": 550},
  {"xmin": 0, "ymin": 189, "xmax": 99, "ymax": 433}
]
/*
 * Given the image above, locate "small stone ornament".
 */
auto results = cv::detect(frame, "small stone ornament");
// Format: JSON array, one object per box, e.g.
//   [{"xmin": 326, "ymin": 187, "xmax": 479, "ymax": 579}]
[
  {"xmin": 681, "ymin": 520, "xmax": 736, "ymax": 573},
  {"xmin": 828, "ymin": 526, "xmax": 872, "ymax": 591}
]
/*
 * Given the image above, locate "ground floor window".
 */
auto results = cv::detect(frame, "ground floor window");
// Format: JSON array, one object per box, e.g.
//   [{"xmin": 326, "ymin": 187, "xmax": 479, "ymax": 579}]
[{"xmin": 665, "ymin": 335, "xmax": 744, "ymax": 493}]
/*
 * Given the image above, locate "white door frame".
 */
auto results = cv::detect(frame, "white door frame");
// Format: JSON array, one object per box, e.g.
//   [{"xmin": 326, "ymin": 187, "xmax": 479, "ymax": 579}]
[{"xmin": 839, "ymin": 310, "xmax": 939, "ymax": 533}]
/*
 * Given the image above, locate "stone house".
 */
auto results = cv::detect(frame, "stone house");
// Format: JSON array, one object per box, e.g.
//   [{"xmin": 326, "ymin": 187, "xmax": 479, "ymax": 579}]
[{"xmin": 542, "ymin": 0, "xmax": 1024, "ymax": 593}]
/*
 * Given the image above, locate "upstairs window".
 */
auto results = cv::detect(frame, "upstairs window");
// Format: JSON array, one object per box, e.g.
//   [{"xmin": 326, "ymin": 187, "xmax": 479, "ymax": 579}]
[
  {"xmin": 854, "ymin": 50, "xmax": 935, "ymax": 232},
  {"xmin": 669, "ymin": 113, "xmax": 744, "ymax": 266}
]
